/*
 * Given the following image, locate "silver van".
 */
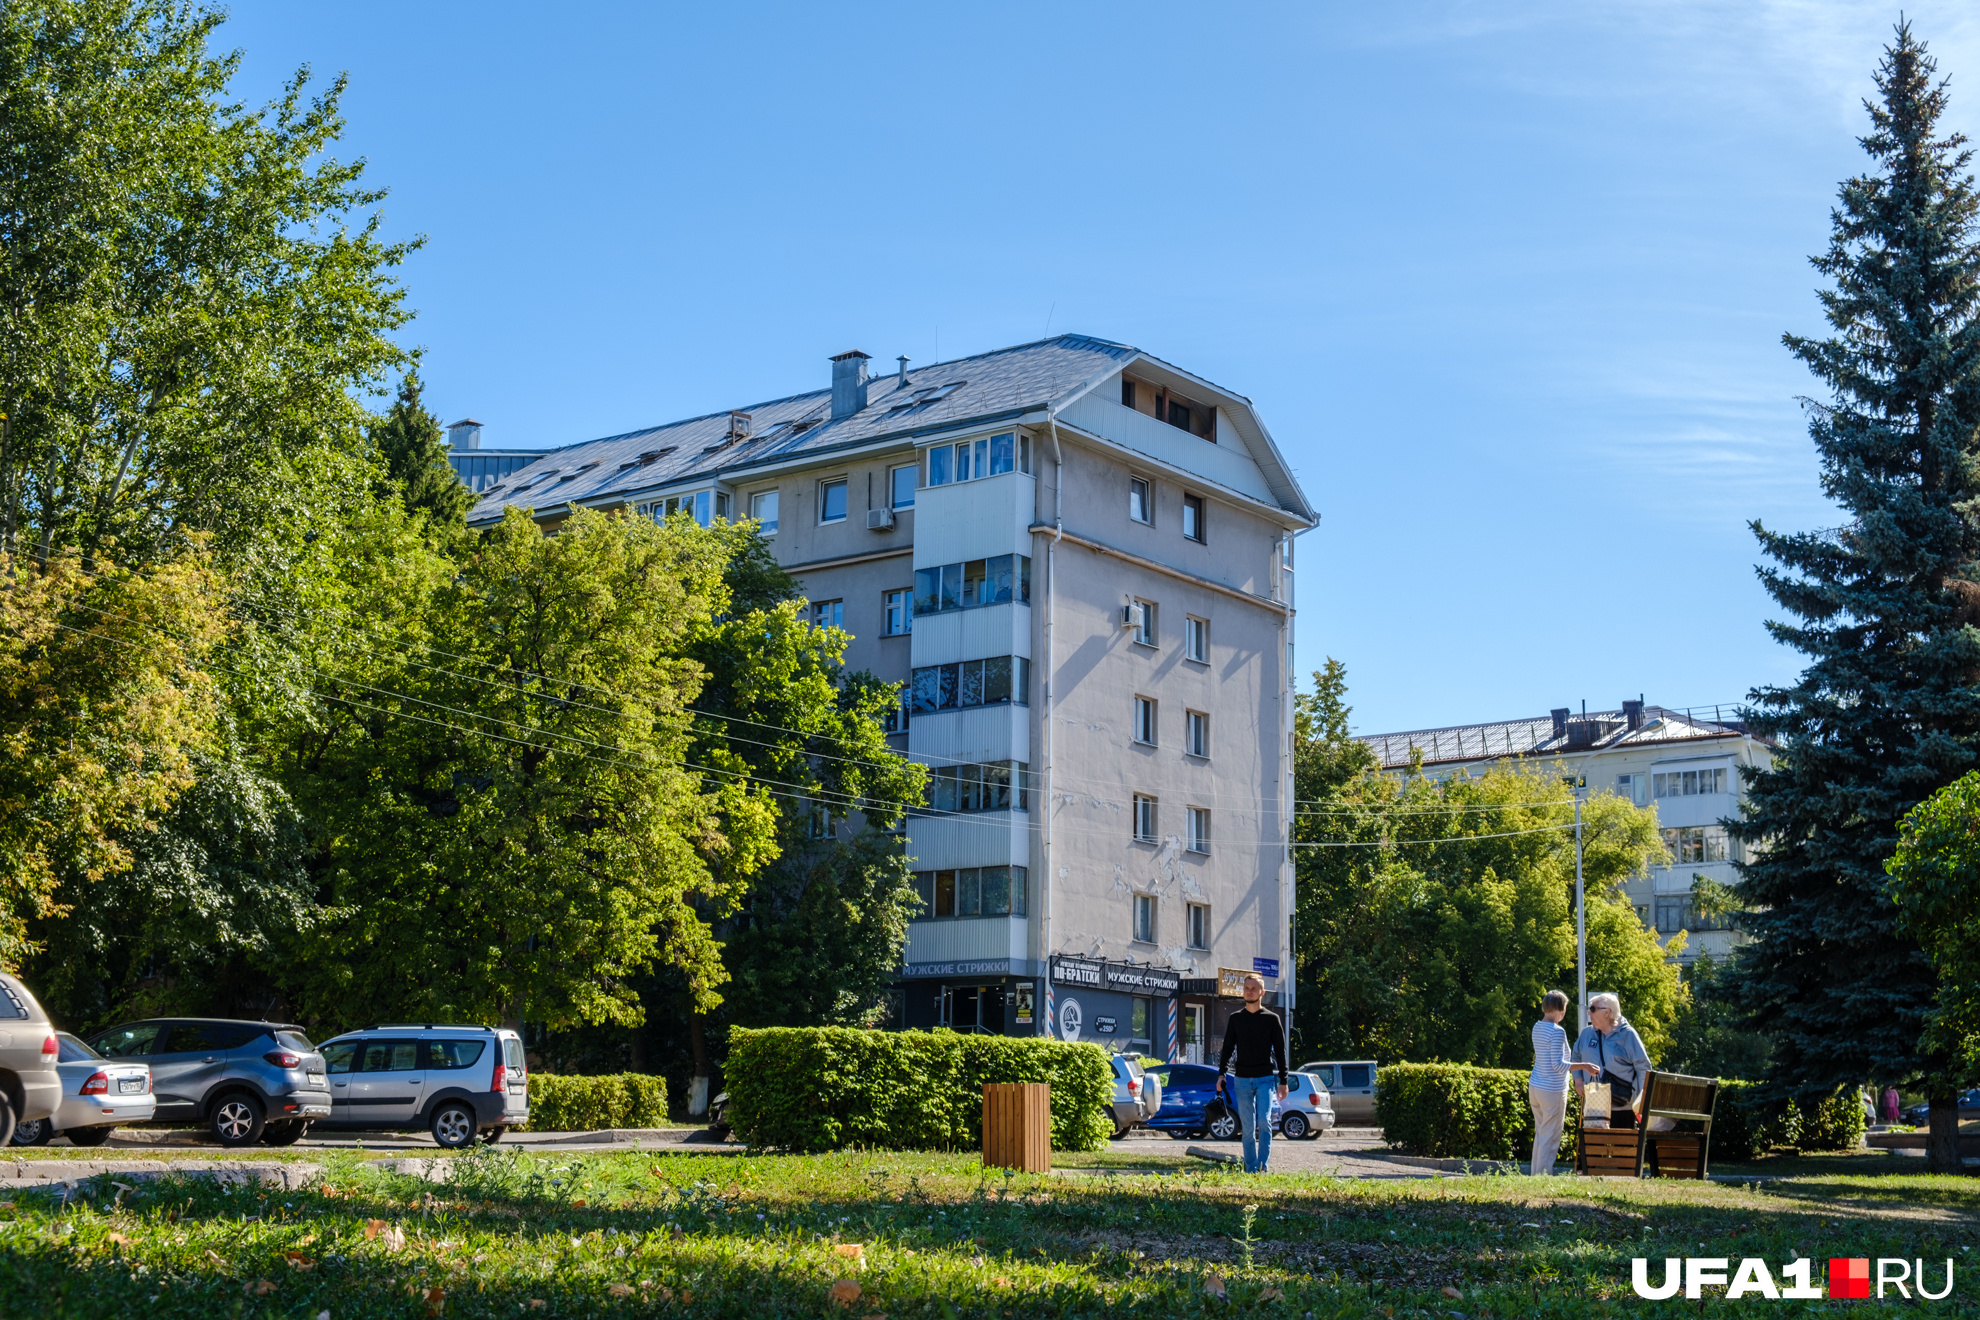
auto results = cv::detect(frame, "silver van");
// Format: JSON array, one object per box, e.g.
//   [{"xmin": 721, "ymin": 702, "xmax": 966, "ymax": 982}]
[
  {"xmin": 0, "ymin": 973, "xmax": 62, "ymax": 1143},
  {"xmin": 1298, "ymin": 1060, "xmax": 1378, "ymax": 1124},
  {"xmin": 313, "ymin": 1025, "xmax": 528, "ymax": 1148}
]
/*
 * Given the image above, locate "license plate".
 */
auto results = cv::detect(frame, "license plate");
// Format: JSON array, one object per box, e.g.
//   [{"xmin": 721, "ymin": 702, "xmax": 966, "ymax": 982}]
[
  {"xmin": 307, "ymin": 1074, "xmax": 325, "ymax": 1088},
  {"xmin": 117, "ymin": 1078, "xmax": 144, "ymax": 1094}
]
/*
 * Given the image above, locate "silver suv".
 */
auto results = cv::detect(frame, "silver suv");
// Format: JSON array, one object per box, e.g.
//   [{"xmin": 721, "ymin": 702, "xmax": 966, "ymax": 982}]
[
  {"xmin": 0, "ymin": 973, "xmax": 62, "ymax": 1144},
  {"xmin": 313, "ymin": 1025, "xmax": 529, "ymax": 1148},
  {"xmin": 87, "ymin": 1018, "xmax": 330, "ymax": 1146}
]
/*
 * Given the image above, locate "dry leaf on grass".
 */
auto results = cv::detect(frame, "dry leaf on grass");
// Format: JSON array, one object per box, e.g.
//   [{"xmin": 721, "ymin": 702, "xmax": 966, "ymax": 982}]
[
  {"xmin": 246, "ymin": 1279, "xmax": 277, "ymax": 1297},
  {"xmin": 528, "ymin": 1302, "xmax": 546, "ymax": 1311},
  {"xmin": 609, "ymin": 1283, "xmax": 634, "ymax": 1297},
  {"xmin": 834, "ymin": 1243, "xmax": 865, "ymax": 1262},
  {"xmin": 971, "ymin": 1255, "xmax": 985, "ymax": 1267},
  {"xmin": 106, "ymin": 1232, "xmax": 132, "ymax": 1248},
  {"xmin": 994, "ymin": 1276, "xmax": 1012, "ymax": 1287},
  {"xmin": 572, "ymin": 1199, "xmax": 587, "ymax": 1208},
  {"xmin": 424, "ymin": 1285, "xmax": 446, "ymax": 1317},
  {"xmin": 1259, "ymin": 1286, "xmax": 1285, "ymax": 1302},
  {"xmin": 1203, "ymin": 1272, "xmax": 1228, "ymax": 1299},
  {"xmin": 830, "ymin": 1279, "xmax": 862, "ymax": 1306},
  {"xmin": 203, "ymin": 1249, "xmax": 227, "ymax": 1269},
  {"xmin": 1442, "ymin": 1286, "xmax": 1463, "ymax": 1300},
  {"xmin": 284, "ymin": 1251, "xmax": 314, "ymax": 1270}
]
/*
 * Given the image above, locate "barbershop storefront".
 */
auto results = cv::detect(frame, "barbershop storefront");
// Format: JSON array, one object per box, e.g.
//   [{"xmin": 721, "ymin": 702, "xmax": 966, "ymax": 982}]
[
  {"xmin": 900, "ymin": 960, "xmax": 1038, "ymax": 1036},
  {"xmin": 1046, "ymin": 957, "xmax": 1181, "ymax": 1056}
]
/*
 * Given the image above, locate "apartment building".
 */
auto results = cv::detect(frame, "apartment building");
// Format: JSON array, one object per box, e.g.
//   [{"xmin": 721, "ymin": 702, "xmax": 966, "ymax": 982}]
[
  {"xmin": 463, "ymin": 335, "xmax": 1316, "ymax": 1061},
  {"xmin": 1359, "ymin": 702, "xmax": 1774, "ymax": 964}
]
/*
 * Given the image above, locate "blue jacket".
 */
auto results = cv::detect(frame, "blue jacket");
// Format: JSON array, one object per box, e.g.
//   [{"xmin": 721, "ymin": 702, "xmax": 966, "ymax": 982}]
[{"xmin": 1573, "ymin": 1021, "xmax": 1652, "ymax": 1101}]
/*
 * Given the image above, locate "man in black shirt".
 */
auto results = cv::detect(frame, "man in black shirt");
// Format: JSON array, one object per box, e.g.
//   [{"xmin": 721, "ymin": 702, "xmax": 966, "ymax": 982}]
[{"xmin": 1217, "ymin": 973, "xmax": 1288, "ymax": 1172}]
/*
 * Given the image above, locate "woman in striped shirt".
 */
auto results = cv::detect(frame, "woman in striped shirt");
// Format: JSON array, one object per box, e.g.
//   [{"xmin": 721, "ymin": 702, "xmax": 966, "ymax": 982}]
[{"xmin": 1529, "ymin": 990, "xmax": 1598, "ymax": 1175}]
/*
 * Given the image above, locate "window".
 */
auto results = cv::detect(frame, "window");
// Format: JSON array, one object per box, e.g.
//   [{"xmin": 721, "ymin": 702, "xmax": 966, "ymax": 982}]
[
  {"xmin": 1133, "ymin": 794, "xmax": 1158, "ymax": 842},
  {"xmin": 1187, "ymin": 902, "xmax": 1209, "ymax": 950},
  {"xmin": 912, "ymin": 555, "xmax": 1032, "ymax": 616},
  {"xmin": 645, "ymin": 490, "xmax": 730, "ymax": 527},
  {"xmin": 1132, "ymin": 598, "xmax": 1157, "ymax": 646},
  {"xmin": 890, "ymin": 464, "xmax": 917, "ymax": 509},
  {"xmin": 915, "ymin": 761, "xmax": 1030, "ymax": 814},
  {"xmin": 426, "ymin": 1040, "xmax": 487, "ymax": 1070},
  {"xmin": 1616, "ymin": 773, "xmax": 1648, "ymax": 807},
  {"xmin": 920, "ymin": 432, "xmax": 1027, "ymax": 489},
  {"xmin": 882, "ymin": 691, "xmax": 909, "ymax": 734},
  {"xmin": 750, "ymin": 489, "xmax": 779, "ymax": 534},
  {"xmin": 1182, "ymin": 494, "xmax": 1205, "ymax": 542},
  {"xmin": 1185, "ymin": 710, "xmax": 1209, "ymax": 759},
  {"xmin": 1185, "ymin": 807, "xmax": 1210, "ymax": 854},
  {"xmin": 911, "ymin": 866, "xmax": 1027, "ymax": 920},
  {"xmin": 1654, "ymin": 767, "xmax": 1729, "ymax": 798},
  {"xmin": 1184, "ymin": 615, "xmax": 1209, "ymax": 663},
  {"xmin": 359, "ymin": 1041, "xmax": 419, "ymax": 1072},
  {"xmin": 884, "ymin": 589, "xmax": 911, "ymax": 637},
  {"xmin": 808, "ymin": 804, "xmax": 833, "ymax": 839},
  {"xmin": 820, "ymin": 479, "xmax": 848, "ymax": 523},
  {"xmin": 813, "ymin": 599, "xmax": 844, "ymax": 631},
  {"xmin": 1129, "ymin": 477, "xmax": 1152, "ymax": 524},
  {"xmin": 1130, "ymin": 997, "xmax": 1151, "ymax": 1044},
  {"xmin": 1339, "ymin": 1064, "xmax": 1372, "ymax": 1088},
  {"xmin": 909, "ymin": 656, "xmax": 1031, "ymax": 713},
  {"xmin": 1133, "ymin": 893, "xmax": 1157, "ymax": 943},
  {"xmin": 1166, "ymin": 400, "xmax": 1193, "ymax": 432},
  {"xmin": 1121, "ymin": 378, "xmax": 1136, "ymax": 409},
  {"xmin": 1133, "ymin": 696, "xmax": 1157, "ymax": 745},
  {"xmin": 1662, "ymin": 825, "xmax": 1730, "ymax": 865}
]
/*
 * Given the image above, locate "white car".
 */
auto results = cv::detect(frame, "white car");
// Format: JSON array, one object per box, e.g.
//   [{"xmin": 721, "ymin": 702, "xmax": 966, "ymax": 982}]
[
  {"xmin": 10, "ymin": 1032, "xmax": 154, "ymax": 1146},
  {"xmin": 1106, "ymin": 1053, "xmax": 1164, "ymax": 1139}
]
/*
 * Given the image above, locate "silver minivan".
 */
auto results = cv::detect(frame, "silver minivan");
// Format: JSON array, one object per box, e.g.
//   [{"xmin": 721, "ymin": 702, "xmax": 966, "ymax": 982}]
[
  {"xmin": 0, "ymin": 973, "xmax": 62, "ymax": 1143},
  {"xmin": 313, "ymin": 1025, "xmax": 529, "ymax": 1148},
  {"xmin": 1298, "ymin": 1060, "xmax": 1378, "ymax": 1124}
]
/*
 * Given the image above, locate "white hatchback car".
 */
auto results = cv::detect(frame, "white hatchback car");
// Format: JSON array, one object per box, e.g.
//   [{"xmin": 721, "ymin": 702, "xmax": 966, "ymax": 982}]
[{"xmin": 9, "ymin": 1032, "xmax": 154, "ymax": 1146}]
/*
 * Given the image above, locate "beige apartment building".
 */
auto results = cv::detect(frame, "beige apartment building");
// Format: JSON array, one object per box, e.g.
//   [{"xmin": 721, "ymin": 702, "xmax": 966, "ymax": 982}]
[
  {"xmin": 1359, "ymin": 702, "xmax": 1775, "ymax": 965},
  {"xmin": 464, "ymin": 336, "xmax": 1316, "ymax": 1061}
]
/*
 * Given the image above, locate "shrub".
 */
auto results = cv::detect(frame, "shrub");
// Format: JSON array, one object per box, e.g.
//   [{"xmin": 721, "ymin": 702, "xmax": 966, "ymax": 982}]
[
  {"xmin": 517, "ymin": 1073, "xmax": 668, "ymax": 1133},
  {"xmin": 725, "ymin": 1027, "xmax": 1112, "ymax": 1153},
  {"xmin": 1705, "ymin": 1080, "xmax": 1808, "ymax": 1162},
  {"xmin": 1375, "ymin": 1063, "xmax": 1580, "ymax": 1164},
  {"xmin": 1795, "ymin": 1086, "xmax": 1868, "ymax": 1152}
]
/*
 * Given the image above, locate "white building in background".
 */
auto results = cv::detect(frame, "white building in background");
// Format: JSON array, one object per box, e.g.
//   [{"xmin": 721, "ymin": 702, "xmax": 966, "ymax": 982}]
[
  {"xmin": 1359, "ymin": 701, "xmax": 1775, "ymax": 965},
  {"xmin": 464, "ymin": 335, "xmax": 1316, "ymax": 1062}
]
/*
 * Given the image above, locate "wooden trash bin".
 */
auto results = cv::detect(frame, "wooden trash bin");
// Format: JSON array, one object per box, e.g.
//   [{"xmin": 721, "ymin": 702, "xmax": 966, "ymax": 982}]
[{"xmin": 982, "ymin": 1082, "xmax": 1051, "ymax": 1173}]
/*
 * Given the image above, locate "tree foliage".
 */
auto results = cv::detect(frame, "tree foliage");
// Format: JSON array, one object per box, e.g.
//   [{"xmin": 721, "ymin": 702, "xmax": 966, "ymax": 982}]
[
  {"xmin": 370, "ymin": 367, "xmax": 471, "ymax": 529},
  {"xmin": 1293, "ymin": 661, "xmax": 1683, "ymax": 1066},
  {"xmin": 1886, "ymin": 769, "xmax": 1980, "ymax": 1072},
  {"xmin": 1731, "ymin": 23, "xmax": 1980, "ymax": 1113}
]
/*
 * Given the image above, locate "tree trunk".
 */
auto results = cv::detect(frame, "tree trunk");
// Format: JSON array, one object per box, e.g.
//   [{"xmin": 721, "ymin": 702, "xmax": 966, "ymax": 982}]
[
  {"xmin": 688, "ymin": 1010, "xmax": 711, "ymax": 1118},
  {"xmin": 1927, "ymin": 1089, "xmax": 1963, "ymax": 1174}
]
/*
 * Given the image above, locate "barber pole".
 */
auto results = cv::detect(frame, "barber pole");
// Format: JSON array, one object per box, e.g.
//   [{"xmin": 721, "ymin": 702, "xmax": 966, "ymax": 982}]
[
  {"xmin": 1044, "ymin": 979, "xmax": 1056, "ymax": 1038},
  {"xmin": 1166, "ymin": 997, "xmax": 1180, "ymax": 1061}
]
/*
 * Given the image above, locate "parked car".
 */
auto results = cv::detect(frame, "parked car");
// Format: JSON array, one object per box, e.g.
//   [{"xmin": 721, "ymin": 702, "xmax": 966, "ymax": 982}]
[
  {"xmin": 1298, "ymin": 1060, "xmax": 1378, "ymax": 1123},
  {"xmin": 313, "ymin": 1025, "xmax": 528, "ymax": 1148},
  {"xmin": 10, "ymin": 1033, "xmax": 154, "ymax": 1146},
  {"xmin": 0, "ymin": 973, "xmax": 63, "ymax": 1145},
  {"xmin": 1902, "ymin": 1089, "xmax": 1980, "ymax": 1126},
  {"xmin": 1143, "ymin": 1062, "xmax": 1250, "ymax": 1140},
  {"xmin": 87, "ymin": 1018, "xmax": 330, "ymax": 1147},
  {"xmin": 1106, "ymin": 1052, "xmax": 1162, "ymax": 1138},
  {"xmin": 1277, "ymin": 1071, "xmax": 1337, "ymax": 1140}
]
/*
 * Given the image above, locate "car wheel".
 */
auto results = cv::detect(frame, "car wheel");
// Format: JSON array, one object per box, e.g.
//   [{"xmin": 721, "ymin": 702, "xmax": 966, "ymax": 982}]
[
  {"xmin": 1208, "ymin": 1110, "xmax": 1240, "ymax": 1142},
  {"xmin": 261, "ymin": 1121, "xmax": 310, "ymax": 1147},
  {"xmin": 0, "ymin": 1092, "xmax": 14, "ymax": 1147},
  {"xmin": 430, "ymin": 1101, "xmax": 477, "ymax": 1149},
  {"xmin": 479, "ymin": 1127, "xmax": 506, "ymax": 1144},
  {"xmin": 1166, "ymin": 1128, "xmax": 1195, "ymax": 1140},
  {"xmin": 67, "ymin": 1125, "xmax": 113, "ymax": 1147},
  {"xmin": 210, "ymin": 1093, "xmax": 266, "ymax": 1147},
  {"xmin": 1281, "ymin": 1111, "xmax": 1309, "ymax": 1140},
  {"xmin": 1111, "ymin": 1122, "xmax": 1134, "ymax": 1141},
  {"xmin": 10, "ymin": 1116, "xmax": 51, "ymax": 1146}
]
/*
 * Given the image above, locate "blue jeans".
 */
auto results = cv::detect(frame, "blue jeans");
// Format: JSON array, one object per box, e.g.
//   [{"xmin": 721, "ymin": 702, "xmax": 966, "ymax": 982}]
[{"xmin": 1229, "ymin": 1075, "xmax": 1277, "ymax": 1173}]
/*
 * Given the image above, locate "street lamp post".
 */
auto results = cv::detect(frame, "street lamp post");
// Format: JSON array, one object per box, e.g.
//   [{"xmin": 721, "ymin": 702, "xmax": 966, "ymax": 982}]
[{"xmin": 1565, "ymin": 774, "xmax": 1587, "ymax": 1033}]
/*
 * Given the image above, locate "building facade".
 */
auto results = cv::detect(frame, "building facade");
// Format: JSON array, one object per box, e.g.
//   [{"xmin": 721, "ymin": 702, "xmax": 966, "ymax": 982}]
[
  {"xmin": 1359, "ymin": 702, "xmax": 1774, "ymax": 965},
  {"xmin": 464, "ymin": 336, "xmax": 1315, "ymax": 1060}
]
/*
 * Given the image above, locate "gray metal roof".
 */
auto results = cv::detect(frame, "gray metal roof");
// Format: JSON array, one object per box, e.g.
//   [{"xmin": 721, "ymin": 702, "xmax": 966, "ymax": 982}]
[
  {"xmin": 1360, "ymin": 705, "xmax": 1763, "ymax": 771},
  {"xmin": 464, "ymin": 334, "xmax": 1312, "ymax": 527}
]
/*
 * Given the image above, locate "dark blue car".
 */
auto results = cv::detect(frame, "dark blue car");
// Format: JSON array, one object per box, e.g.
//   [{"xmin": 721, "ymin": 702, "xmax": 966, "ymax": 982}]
[{"xmin": 1142, "ymin": 1063, "xmax": 1281, "ymax": 1141}]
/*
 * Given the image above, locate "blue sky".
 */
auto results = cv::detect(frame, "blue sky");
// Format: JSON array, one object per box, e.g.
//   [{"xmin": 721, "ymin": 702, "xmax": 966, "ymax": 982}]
[{"xmin": 222, "ymin": 2, "xmax": 1980, "ymax": 734}]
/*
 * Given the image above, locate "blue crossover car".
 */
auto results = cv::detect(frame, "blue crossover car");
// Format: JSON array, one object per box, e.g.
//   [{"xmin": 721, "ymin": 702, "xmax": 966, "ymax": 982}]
[{"xmin": 1142, "ymin": 1062, "xmax": 1335, "ymax": 1140}]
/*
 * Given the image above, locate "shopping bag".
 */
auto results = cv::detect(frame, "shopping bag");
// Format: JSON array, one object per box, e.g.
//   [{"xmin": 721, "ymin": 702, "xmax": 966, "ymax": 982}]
[{"xmin": 1582, "ymin": 1082, "xmax": 1612, "ymax": 1128}]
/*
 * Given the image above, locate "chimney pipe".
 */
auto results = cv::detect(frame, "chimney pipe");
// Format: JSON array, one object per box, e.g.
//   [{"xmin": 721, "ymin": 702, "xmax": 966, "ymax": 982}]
[
  {"xmin": 446, "ymin": 418, "xmax": 484, "ymax": 451},
  {"xmin": 896, "ymin": 354, "xmax": 910, "ymax": 388},
  {"xmin": 1622, "ymin": 699, "xmax": 1644, "ymax": 732},
  {"xmin": 1550, "ymin": 707, "xmax": 1570, "ymax": 740},
  {"xmin": 830, "ymin": 350, "xmax": 871, "ymax": 420}
]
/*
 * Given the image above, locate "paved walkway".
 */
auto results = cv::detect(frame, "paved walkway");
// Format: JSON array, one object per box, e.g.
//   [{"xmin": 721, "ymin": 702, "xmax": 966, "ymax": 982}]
[{"xmin": 1083, "ymin": 1126, "xmax": 1442, "ymax": 1178}]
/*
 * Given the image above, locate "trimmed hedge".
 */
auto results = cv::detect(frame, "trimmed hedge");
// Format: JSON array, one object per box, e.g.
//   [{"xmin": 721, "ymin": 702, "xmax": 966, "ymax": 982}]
[
  {"xmin": 516, "ymin": 1073, "xmax": 668, "ymax": 1133},
  {"xmin": 1708, "ymin": 1082, "xmax": 1863, "ymax": 1161},
  {"xmin": 726, "ymin": 1027, "xmax": 1113, "ymax": 1153},
  {"xmin": 1375, "ymin": 1063, "xmax": 1581, "ymax": 1163}
]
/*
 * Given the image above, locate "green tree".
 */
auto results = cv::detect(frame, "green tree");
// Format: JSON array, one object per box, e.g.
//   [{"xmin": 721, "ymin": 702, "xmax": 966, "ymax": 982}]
[
  {"xmin": 1731, "ymin": 23, "xmax": 1980, "ymax": 1173},
  {"xmin": 1885, "ymin": 770, "xmax": 1980, "ymax": 1075},
  {"xmin": 1293, "ymin": 662, "xmax": 1681, "ymax": 1064},
  {"xmin": 281, "ymin": 506, "xmax": 778, "ymax": 1031},
  {"xmin": 1665, "ymin": 956, "xmax": 1773, "ymax": 1081},
  {"xmin": 370, "ymin": 366, "xmax": 472, "ymax": 528}
]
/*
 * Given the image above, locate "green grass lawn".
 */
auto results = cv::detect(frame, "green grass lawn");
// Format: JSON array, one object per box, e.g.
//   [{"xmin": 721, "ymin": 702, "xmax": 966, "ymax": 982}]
[{"xmin": 0, "ymin": 1146, "xmax": 1974, "ymax": 1317}]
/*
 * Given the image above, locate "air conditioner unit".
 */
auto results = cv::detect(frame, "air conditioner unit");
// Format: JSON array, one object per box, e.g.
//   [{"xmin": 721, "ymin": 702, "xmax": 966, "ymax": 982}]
[
  {"xmin": 866, "ymin": 508, "xmax": 897, "ymax": 531},
  {"xmin": 1121, "ymin": 602, "xmax": 1145, "ymax": 631}
]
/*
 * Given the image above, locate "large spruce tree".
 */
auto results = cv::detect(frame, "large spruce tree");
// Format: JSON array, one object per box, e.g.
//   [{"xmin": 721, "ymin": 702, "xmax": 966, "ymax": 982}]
[
  {"xmin": 371, "ymin": 368, "xmax": 474, "ymax": 527},
  {"xmin": 1734, "ymin": 23, "xmax": 1980, "ymax": 1172}
]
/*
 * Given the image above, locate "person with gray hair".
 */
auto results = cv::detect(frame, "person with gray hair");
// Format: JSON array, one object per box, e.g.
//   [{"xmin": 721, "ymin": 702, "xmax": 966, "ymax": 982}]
[{"xmin": 1572, "ymin": 992, "xmax": 1653, "ymax": 1129}]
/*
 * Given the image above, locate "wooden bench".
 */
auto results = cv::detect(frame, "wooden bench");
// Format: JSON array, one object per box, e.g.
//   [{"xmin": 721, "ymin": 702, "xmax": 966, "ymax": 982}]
[{"xmin": 1575, "ymin": 1070, "xmax": 1719, "ymax": 1179}]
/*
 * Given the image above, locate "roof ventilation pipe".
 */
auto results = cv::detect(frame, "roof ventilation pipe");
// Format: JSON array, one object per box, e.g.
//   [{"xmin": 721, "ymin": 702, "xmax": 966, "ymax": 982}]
[
  {"xmin": 830, "ymin": 350, "xmax": 870, "ymax": 419},
  {"xmin": 1550, "ymin": 708, "xmax": 1570, "ymax": 741},
  {"xmin": 896, "ymin": 355, "xmax": 910, "ymax": 388},
  {"xmin": 1622, "ymin": 699, "xmax": 1644, "ymax": 732},
  {"xmin": 446, "ymin": 419, "xmax": 483, "ymax": 451}
]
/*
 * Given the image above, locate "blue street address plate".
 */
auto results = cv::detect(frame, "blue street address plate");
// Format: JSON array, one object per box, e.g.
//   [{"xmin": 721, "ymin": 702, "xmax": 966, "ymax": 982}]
[{"xmin": 1252, "ymin": 958, "xmax": 1280, "ymax": 978}]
